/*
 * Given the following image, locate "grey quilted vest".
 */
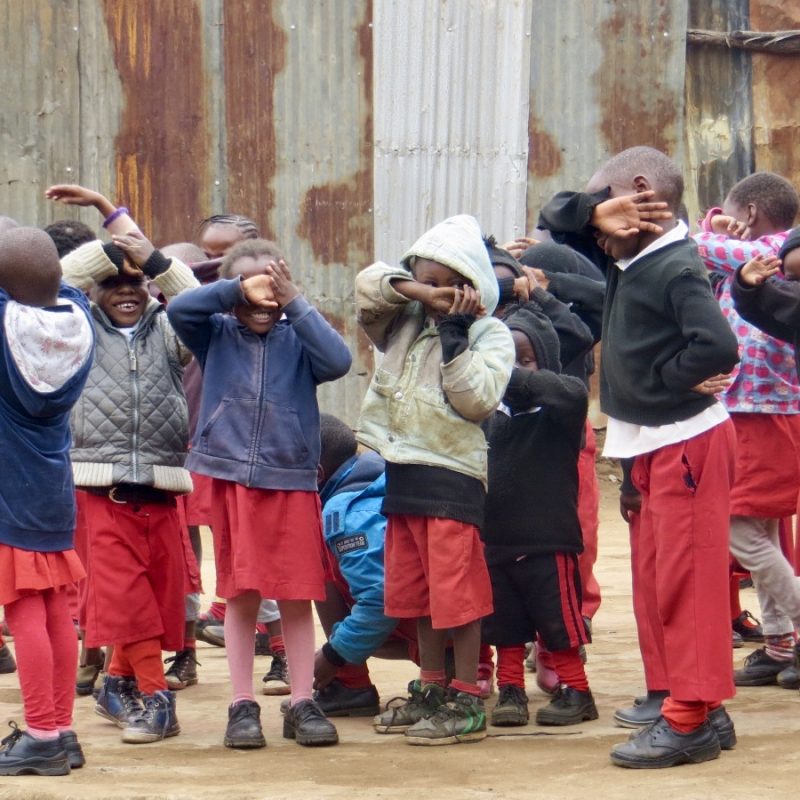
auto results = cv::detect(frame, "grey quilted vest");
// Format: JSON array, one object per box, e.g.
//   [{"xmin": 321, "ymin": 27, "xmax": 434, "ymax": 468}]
[{"xmin": 70, "ymin": 299, "xmax": 192, "ymax": 493}]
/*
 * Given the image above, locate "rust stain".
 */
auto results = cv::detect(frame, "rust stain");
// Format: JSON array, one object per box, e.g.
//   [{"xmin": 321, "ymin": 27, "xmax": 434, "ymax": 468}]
[
  {"xmin": 101, "ymin": 3, "xmax": 209, "ymax": 244},
  {"xmin": 223, "ymin": 1, "xmax": 287, "ymax": 240},
  {"xmin": 528, "ymin": 113, "xmax": 562, "ymax": 177},
  {"xmin": 595, "ymin": 0, "xmax": 679, "ymax": 155},
  {"xmin": 296, "ymin": 0, "xmax": 373, "ymax": 266}
]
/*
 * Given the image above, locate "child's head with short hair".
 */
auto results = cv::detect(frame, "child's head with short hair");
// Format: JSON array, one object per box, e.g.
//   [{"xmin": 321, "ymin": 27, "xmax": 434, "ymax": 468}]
[
  {"xmin": 162, "ymin": 242, "xmax": 206, "ymax": 265},
  {"xmin": 44, "ymin": 219, "xmax": 97, "ymax": 258},
  {"xmin": 723, "ymin": 172, "xmax": 799, "ymax": 237},
  {"xmin": 318, "ymin": 413, "xmax": 358, "ymax": 488},
  {"xmin": 222, "ymin": 238, "xmax": 285, "ymax": 334},
  {"xmin": 199, "ymin": 213, "xmax": 260, "ymax": 259},
  {"xmin": 0, "ymin": 227, "xmax": 62, "ymax": 307}
]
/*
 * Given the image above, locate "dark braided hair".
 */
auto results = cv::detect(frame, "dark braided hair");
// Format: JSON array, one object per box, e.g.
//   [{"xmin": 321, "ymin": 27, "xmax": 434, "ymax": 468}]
[{"xmin": 199, "ymin": 214, "xmax": 260, "ymax": 240}]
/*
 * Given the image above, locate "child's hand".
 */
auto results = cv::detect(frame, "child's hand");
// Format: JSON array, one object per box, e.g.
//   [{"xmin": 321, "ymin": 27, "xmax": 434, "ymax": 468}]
[
  {"xmin": 241, "ymin": 275, "xmax": 279, "ymax": 309},
  {"xmin": 447, "ymin": 285, "xmax": 485, "ymax": 318},
  {"xmin": 313, "ymin": 648, "xmax": 339, "ymax": 690},
  {"xmin": 265, "ymin": 259, "xmax": 299, "ymax": 306},
  {"xmin": 619, "ymin": 489, "xmax": 642, "ymax": 523},
  {"xmin": 502, "ymin": 236, "xmax": 540, "ymax": 259},
  {"xmin": 521, "ymin": 265, "xmax": 548, "ymax": 292},
  {"xmin": 691, "ymin": 373, "xmax": 732, "ymax": 395},
  {"xmin": 740, "ymin": 253, "xmax": 781, "ymax": 286},
  {"xmin": 112, "ymin": 230, "xmax": 155, "ymax": 268},
  {"xmin": 119, "ymin": 261, "xmax": 145, "ymax": 280},
  {"xmin": 45, "ymin": 184, "xmax": 113, "ymax": 215},
  {"xmin": 591, "ymin": 191, "xmax": 672, "ymax": 239},
  {"xmin": 710, "ymin": 214, "xmax": 748, "ymax": 239}
]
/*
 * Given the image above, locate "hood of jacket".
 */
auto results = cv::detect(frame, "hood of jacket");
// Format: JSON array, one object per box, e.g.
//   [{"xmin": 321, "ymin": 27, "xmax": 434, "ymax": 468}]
[
  {"xmin": 401, "ymin": 215, "xmax": 500, "ymax": 315},
  {"xmin": 320, "ymin": 451, "xmax": 386, "ymax": 505}
]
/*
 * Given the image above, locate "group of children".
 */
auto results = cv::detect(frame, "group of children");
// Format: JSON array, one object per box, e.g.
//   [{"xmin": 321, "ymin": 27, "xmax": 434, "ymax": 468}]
[{"xmin": 2, "ymin": 144, "xmax": 800, "ymax": 775}]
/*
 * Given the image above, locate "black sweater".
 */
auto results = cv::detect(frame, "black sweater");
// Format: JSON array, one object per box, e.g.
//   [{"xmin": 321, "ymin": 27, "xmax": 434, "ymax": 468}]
[{"xmin": 481, "ymin": 368, "xmax": 587, "ymax": 563}]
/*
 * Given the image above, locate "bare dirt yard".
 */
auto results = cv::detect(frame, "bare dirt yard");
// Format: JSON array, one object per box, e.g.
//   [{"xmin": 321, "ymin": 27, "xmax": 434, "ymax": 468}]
[{"xmin": 2, "ymin": 465, "xmax": 799, "ymax": 800}]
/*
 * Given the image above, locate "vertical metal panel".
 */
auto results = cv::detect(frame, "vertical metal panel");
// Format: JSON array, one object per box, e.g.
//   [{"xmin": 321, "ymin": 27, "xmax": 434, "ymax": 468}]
[
  {"xmin": 750, "ymin": 0, "xmax": 800, "ymax": 203},
  {"xmin": 373, "ymin": 0, "xmax": 533, "ymax": 263},
  {"xmin": 0, "ymin": 1, "xmax": 82, "ymax": 225},
  {"xmin": 684, "ymin": 0, "xmax": 752, "ymax": 220},
  {"xmin": 526, "ymin": 0, "xmax": 689, "ymax": 233}
]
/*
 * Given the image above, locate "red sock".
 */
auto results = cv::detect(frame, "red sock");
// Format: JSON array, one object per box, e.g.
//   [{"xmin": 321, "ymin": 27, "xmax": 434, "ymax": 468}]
[
  {"xmin": 478, "ymin": 642, "xmax": 495, "ymax": 669},
  {"xmin": 549, "ymin": 647, "xmax": 589, "ymax": 691},
  {"xmin": 662, "ymin": 697, "xmax": 707, "ymax": 732},
  {"xmin": 184, "ymin": 638, "xmax": 196, "ymax": 650},
  {"xmin": 420, "ymin": 669, "xmax": 446, "ymax": 687},
  {"xmin": 449, "ymin": 678, "xmax": 481, "ymax": 697},
  {"xmin": 209, "ymin": 600, "xmax": 227, "ymax": 622},
  {"xmin": 336, "ymin": 662, "xmax": 373, "ymax": 689},
  {"xmin": 496, "ymin": 645, "xmax": 526, "ymax": 688},
  {"xmin": 269, "ymin": 634, "xmax": 285, "ymax": 656}
]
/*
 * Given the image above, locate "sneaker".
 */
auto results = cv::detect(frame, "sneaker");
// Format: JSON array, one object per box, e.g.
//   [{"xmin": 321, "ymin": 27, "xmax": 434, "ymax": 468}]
[
  {"xmin": 0, "ymin": 644, "xmax": 16, "ymax": 674},
  {"xmin": 0, "ymin": 722, "xmax": 69, "ymax": 776},
  {"xmin": 734, "ymin": 646, "xmax": 791, "ymax": 686},
  {"xmin": 282, "ymin": 699, "xmax": 339, "ymax": 746},
  {"xmin": 477, "ymin": 662, "xmax": 495, "ymax": 699},
  {"xmin": 76, "ymin": 662, "xmax": 103, "ymax": 696},
  {"xmin": 224, "ymin": 700, "xmax": 266, "ymax": 749},
  {"xmin": 610, "ymin": 716, "xmax": 720, "ymax": 769},
  {"xmin": 732, "ymin": 610, "xmax": 763, "ymax": 642},
  {"xmin": 404, "ymin": 688, "xmax": 487, "ymax": 746},
  {"xmin": 197, "ymin": 622, "xmax": 225, "ymax": 648},
  {"xmin": 95, "ymin": 675, "xmax": 143, "ymax": 728},
  {"xmin": 254, "ymin": 632, "xmax": 272, "ymax": 657},
  {"xmin": 490, "ymin": 684, "xmax": 529, "ymax": 727},
  {"xmin": 732, "ymin": 630, "xmax": 744, "ymax": 649},
  {"xmin": 261, "ymin": 653, "xmax": 291, "ymax": 696},
  {"xmin": 59, "ymin": 730, "xmax": 85, "ymax": 769},
  {"xmin": 536, "ymin": 685, "xmax": 599, "ymax": 726},
  {"xmin": 122, "ymin": 690, "xmax": 180, "ymax": 744},
  {"xmin": 708, "ymin": 705, "xmax": 736, "ymax": 750},
  {"xmin": 314, "ymin": 679, "xmax": 380, "ymax": 717},
  {"xmin": 164, "ymin": 649, "xmax": 199, "ymax": 691},
  {"xmin": 373, "ymin": 680, "xmax": 446, "ymax": 734}
]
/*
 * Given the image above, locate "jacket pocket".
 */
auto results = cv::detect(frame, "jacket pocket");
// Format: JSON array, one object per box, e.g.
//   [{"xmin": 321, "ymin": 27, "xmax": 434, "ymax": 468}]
[
  {"xmin": 258, "ymin": 403, "xmax": 311, "ymax": 468},
  {"xmin": 198, "ymin": 398, "xmax": 257, "ymax": 459}
]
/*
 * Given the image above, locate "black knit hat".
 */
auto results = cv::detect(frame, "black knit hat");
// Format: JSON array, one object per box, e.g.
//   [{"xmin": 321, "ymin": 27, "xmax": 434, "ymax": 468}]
[
  {"xmin": 504, "ymin": 305, "xmax": 561, "ymax": 373},
  {"xmin": 102, "ymin": 242, "xmax": 126, "ymax": 272},
  {"xmin": 519, "ymin": 241, "xmax": 603, "ymax": 280},
  {"xmin": 484, "ymin": 235, "xmax": 523, "ymax": 277}
]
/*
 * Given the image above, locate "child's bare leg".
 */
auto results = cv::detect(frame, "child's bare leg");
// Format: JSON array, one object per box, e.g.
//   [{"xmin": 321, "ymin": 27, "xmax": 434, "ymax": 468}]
[
  {"xmin": 417, "ymin": 616, "xmax": 447, "ymax": 683},
  {"xmin": 451, "ymin": 620, "xmax": 481, "ymax": 686}
]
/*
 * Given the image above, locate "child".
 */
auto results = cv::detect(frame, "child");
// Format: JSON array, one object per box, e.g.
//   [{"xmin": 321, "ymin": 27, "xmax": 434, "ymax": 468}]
[
  {"xmin": 167, "ymin": 239, "xmax": 351, "ymax": 749},
  {"xmin": 47, "ymin": 183, "xmax": 198, "ymax": 745},
  {"xmin": 356, "ymin": 214, "xmax": 515, "ymax": 746},
  {"xmin": 692, "ymin": 174, "xmax": 800, "ymax": 687},
  {"xmin": 539, "ymin": 146, "xmax": 739, "ymax": 768},
  {"xmin": 482, "ymin": 303, "xmax": 595, "ymax": 728},
  {"xmin": 0, "ymin": 227, "xmax": 94, "ymax": 775}
]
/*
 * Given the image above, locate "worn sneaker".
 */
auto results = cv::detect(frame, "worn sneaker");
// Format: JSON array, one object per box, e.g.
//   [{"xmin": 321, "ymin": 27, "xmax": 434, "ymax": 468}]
[
  {"xmin": 0, "ymin": 644, "xmax": 16, "ymax": 674},
  {"xmin": 196, "ymin": 618, "xmax": 225, "ymax": 648},
  {"xmin": 314, "ymin": 679, "xmax": 380, "ymax": 717},
  {"xmin": 734, "ymin": 647, "xmax": 791, "ymax": 686},
  {"xmin": 491, "ymin": 684, "xmax": 529, "ymax": 727},
  {"xmin": 95, "ymin": 675, "xmax": 143, "ymax": 728},
  {"xmin": 122, "ymin": 690, "xmax": 180, "ymax": 744},
  {"xmin": 283, "ymin": 699, "xmax": 339, "ymax": 746},
  {"xmin": 373, "ymin": 680, "xmax": 446, "ymax": 734},
  {"xmin": 536, "ymin": 685, "xmax": 599, "ymax": 726},
  {"xmin": 59, "ymin": 730, "xmax": 85, "ymax": 769},
  {"xmin": 405, "ymin": 688, "xmax": 487, "ymax": 745},
  {"xmin": 224, "ymin": 700, "xmax": 266, "ymax": 749},
  {"xmin": 254, "ymin": 632, "xmax": 272, "ymax": 657},
  {"xmin": 164, "ymin": 649, "xmax": 199, "ymax": 691},
  {"xmin": 732, "ymin": 610, "xmax": 763, "ymax": 642},
  {"xmin": 261, "ymin": 653, "xmax": 291, "ymax": 696},
  {"xmin": 0, "ymin": 722, "xmax": 69, "ymax": 776}
]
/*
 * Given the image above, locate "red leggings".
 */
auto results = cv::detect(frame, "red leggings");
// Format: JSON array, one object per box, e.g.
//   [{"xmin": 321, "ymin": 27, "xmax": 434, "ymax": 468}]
[{"xmin": 5, "ymin": 589, "xmax": 78, "ymax": 732}]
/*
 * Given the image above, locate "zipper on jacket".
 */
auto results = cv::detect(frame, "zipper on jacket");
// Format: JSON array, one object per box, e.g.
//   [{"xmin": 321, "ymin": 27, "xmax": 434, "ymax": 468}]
[
  {"xmin": 128, "ymin": 339, "xmax": 140, "ymax": 482},
  {"xmin": 247, "ymin": 337, "xmax": 269, "ymax": 487}
]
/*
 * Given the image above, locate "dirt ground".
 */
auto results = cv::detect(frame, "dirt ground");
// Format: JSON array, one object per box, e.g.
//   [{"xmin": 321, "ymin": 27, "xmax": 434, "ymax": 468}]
[{"xmin": 2, "ymin": 466, "xmax": 800, "ymax": 800}]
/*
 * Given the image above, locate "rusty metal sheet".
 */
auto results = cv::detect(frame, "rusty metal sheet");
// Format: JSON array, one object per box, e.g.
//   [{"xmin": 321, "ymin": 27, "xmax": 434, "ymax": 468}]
[
  {"xmin": 373, "ymin": 0, "xmax": 533, "ymax": 262},
  {"xmin": 684, "ymin": 0, "xmax": 752, "ymax": 220},
  {"xmin": 526, "ymin": 0, "xmax": 688, "ymax": 233}
]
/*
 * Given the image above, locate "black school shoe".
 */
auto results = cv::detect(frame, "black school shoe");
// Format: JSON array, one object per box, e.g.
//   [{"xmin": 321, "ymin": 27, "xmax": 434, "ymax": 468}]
[
  {"xmin": 708, "ymin": 706, "xmax": 736, "ymax": 750},
  {"xmin": 491, "ymin": 684, "xmax": 529, "ymax": 727},
  {"xmin": 535, "ymin": 685, "xmax": 598, "ymax": 726},
  {"xmin": 734, "ymin": 647, "xmax": 791, "ymax": 686},
  {"xmin": 0, "ymin": 723, "xmax": 69, "ymax": 776},
  {"xmin": 283, "ymin": 699, "xmax": 339, "ymax": 746},
  {"xmin": 613, "ymin": 689, "xmax": 669, "ymax": 728},
  {"xmin": 59, "ymin": 730, "xmax": 85, "ymax": 769},
  {"xmin": 732, "ymin": 610, "xmax": 763, "ymax": 642},
  {"xmin": 610, "ymin": 716, "xmax": 720, "ymax": 769},
  {"xmin": 313, "ymin": 679, "xmax": 380, "ymax": 717},
  {"xmin": 224, "ymin": 700, "xmax": 266, "ymax": 749}
]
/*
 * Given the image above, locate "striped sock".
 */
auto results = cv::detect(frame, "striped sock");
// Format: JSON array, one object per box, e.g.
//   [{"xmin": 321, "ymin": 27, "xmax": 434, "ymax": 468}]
[{"xmin": 765, "ymin": 633, "xmax": 795, "ymax": 662}]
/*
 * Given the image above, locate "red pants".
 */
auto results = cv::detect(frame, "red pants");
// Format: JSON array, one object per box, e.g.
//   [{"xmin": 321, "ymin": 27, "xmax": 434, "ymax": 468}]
[
  {"xmin": 631, "ymin": 421, "xmax": 736, "ymax": 702},
  {"xmin": 577, "ymin": 422, "xmax": 601, "ymax": 619}
]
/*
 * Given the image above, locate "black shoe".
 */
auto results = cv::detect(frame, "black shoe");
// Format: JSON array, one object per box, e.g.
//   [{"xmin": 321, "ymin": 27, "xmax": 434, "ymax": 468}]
[
  {"xmin": 732, "ymin": 630, "xmax": 744, "ymax": 649},
  {"xmin": 610, "ymin": 716, "xmax": 721, "ymax": 769},
  {"xmin": 732, "ymin": 610, "xmax": 763, "ymax": 642},
  {"xmin": 0, "ymin": 644, "xmax": 16, "ymax": 674},
  {"xmin": 59, "ymin": 730, "xmax": 85, "ymax": 769},
  {"xmin": 491, "ymin": 684, "xmax": 529, "ymax": 727},
  {"xmin": 707, "ymin": 706, "xmax": 736, "ymax": 750},
  {"xmin": 314, "ymin": 680, "xmax": 380, "ymax": 717},
  {"xmin": 535, "ymin": 685, "xmax": 598, "ymax": 726},
  {"xmin": 0, "ymin": 723, "xmax": 69, "ymax": 776},
  {"xmin": 225, "ymin": 700, "xmax": 266, "ymax": 749},
  {"xmin": 776, "ymin": 642, "xmax": 800, "ymax": 689},
  {"xmin": 734, "ymin": 647, "xmax": 790, "ymax": 686},
  {"xmin": 614, "ymin": 690, "xmax": 669, "ymax": 728},
  {"xmin": 283, "ymin": 699, "xmax": 339, "ymax": 746},
  {"xmin": 254, "ymin": 632, "xmax": 272, "ymax": 657},
  {"xmin": 261, "ymin": 653, "xmax": 290, "ymax": 696},
  {"xmin": 196, "ymin": 617, "xmax": 225, "ymax": 648},
  {"xmin": 122, "ymin": 690, "xmax": 180, "ymax": 744},
  {"xmin": 164, "ymin": 649, "xmax": 200, "ymax": 691}
]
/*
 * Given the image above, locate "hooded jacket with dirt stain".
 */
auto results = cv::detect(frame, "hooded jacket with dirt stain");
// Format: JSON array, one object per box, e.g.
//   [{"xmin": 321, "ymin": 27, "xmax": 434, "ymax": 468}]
[{"xmin": 355, "ymin": 215, "xmax": 515, "ymax": 488}]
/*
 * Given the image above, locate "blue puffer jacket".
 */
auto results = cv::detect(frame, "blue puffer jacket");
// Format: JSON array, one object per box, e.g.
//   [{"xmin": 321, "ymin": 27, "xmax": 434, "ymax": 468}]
[
  {"xmin": 167, "ymin": 279, "xmax": 352, "ymax": 491},
  {"xmin": 320, "ymin": 451, "xmax": 397, "ymax": 664}
]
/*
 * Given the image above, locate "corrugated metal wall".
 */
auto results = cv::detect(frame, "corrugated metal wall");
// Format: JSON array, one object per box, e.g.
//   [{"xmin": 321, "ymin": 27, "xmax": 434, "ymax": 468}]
[{"xmin": 2, "ymin": 0, "xmax": 799, "ymax": 422}]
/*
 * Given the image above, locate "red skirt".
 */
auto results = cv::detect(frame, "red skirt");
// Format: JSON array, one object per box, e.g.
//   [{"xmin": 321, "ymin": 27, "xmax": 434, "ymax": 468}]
[
  {"xmin": 210, "ymin": 479, "xmax": 326, "ymax": 601},
  {"xmin": 0, "ymin": 543, "xmax": 85, "ymax": 606},
  {"xmin": 182, "ymin": 471, "xmax": 214, "ymax": 527}
]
